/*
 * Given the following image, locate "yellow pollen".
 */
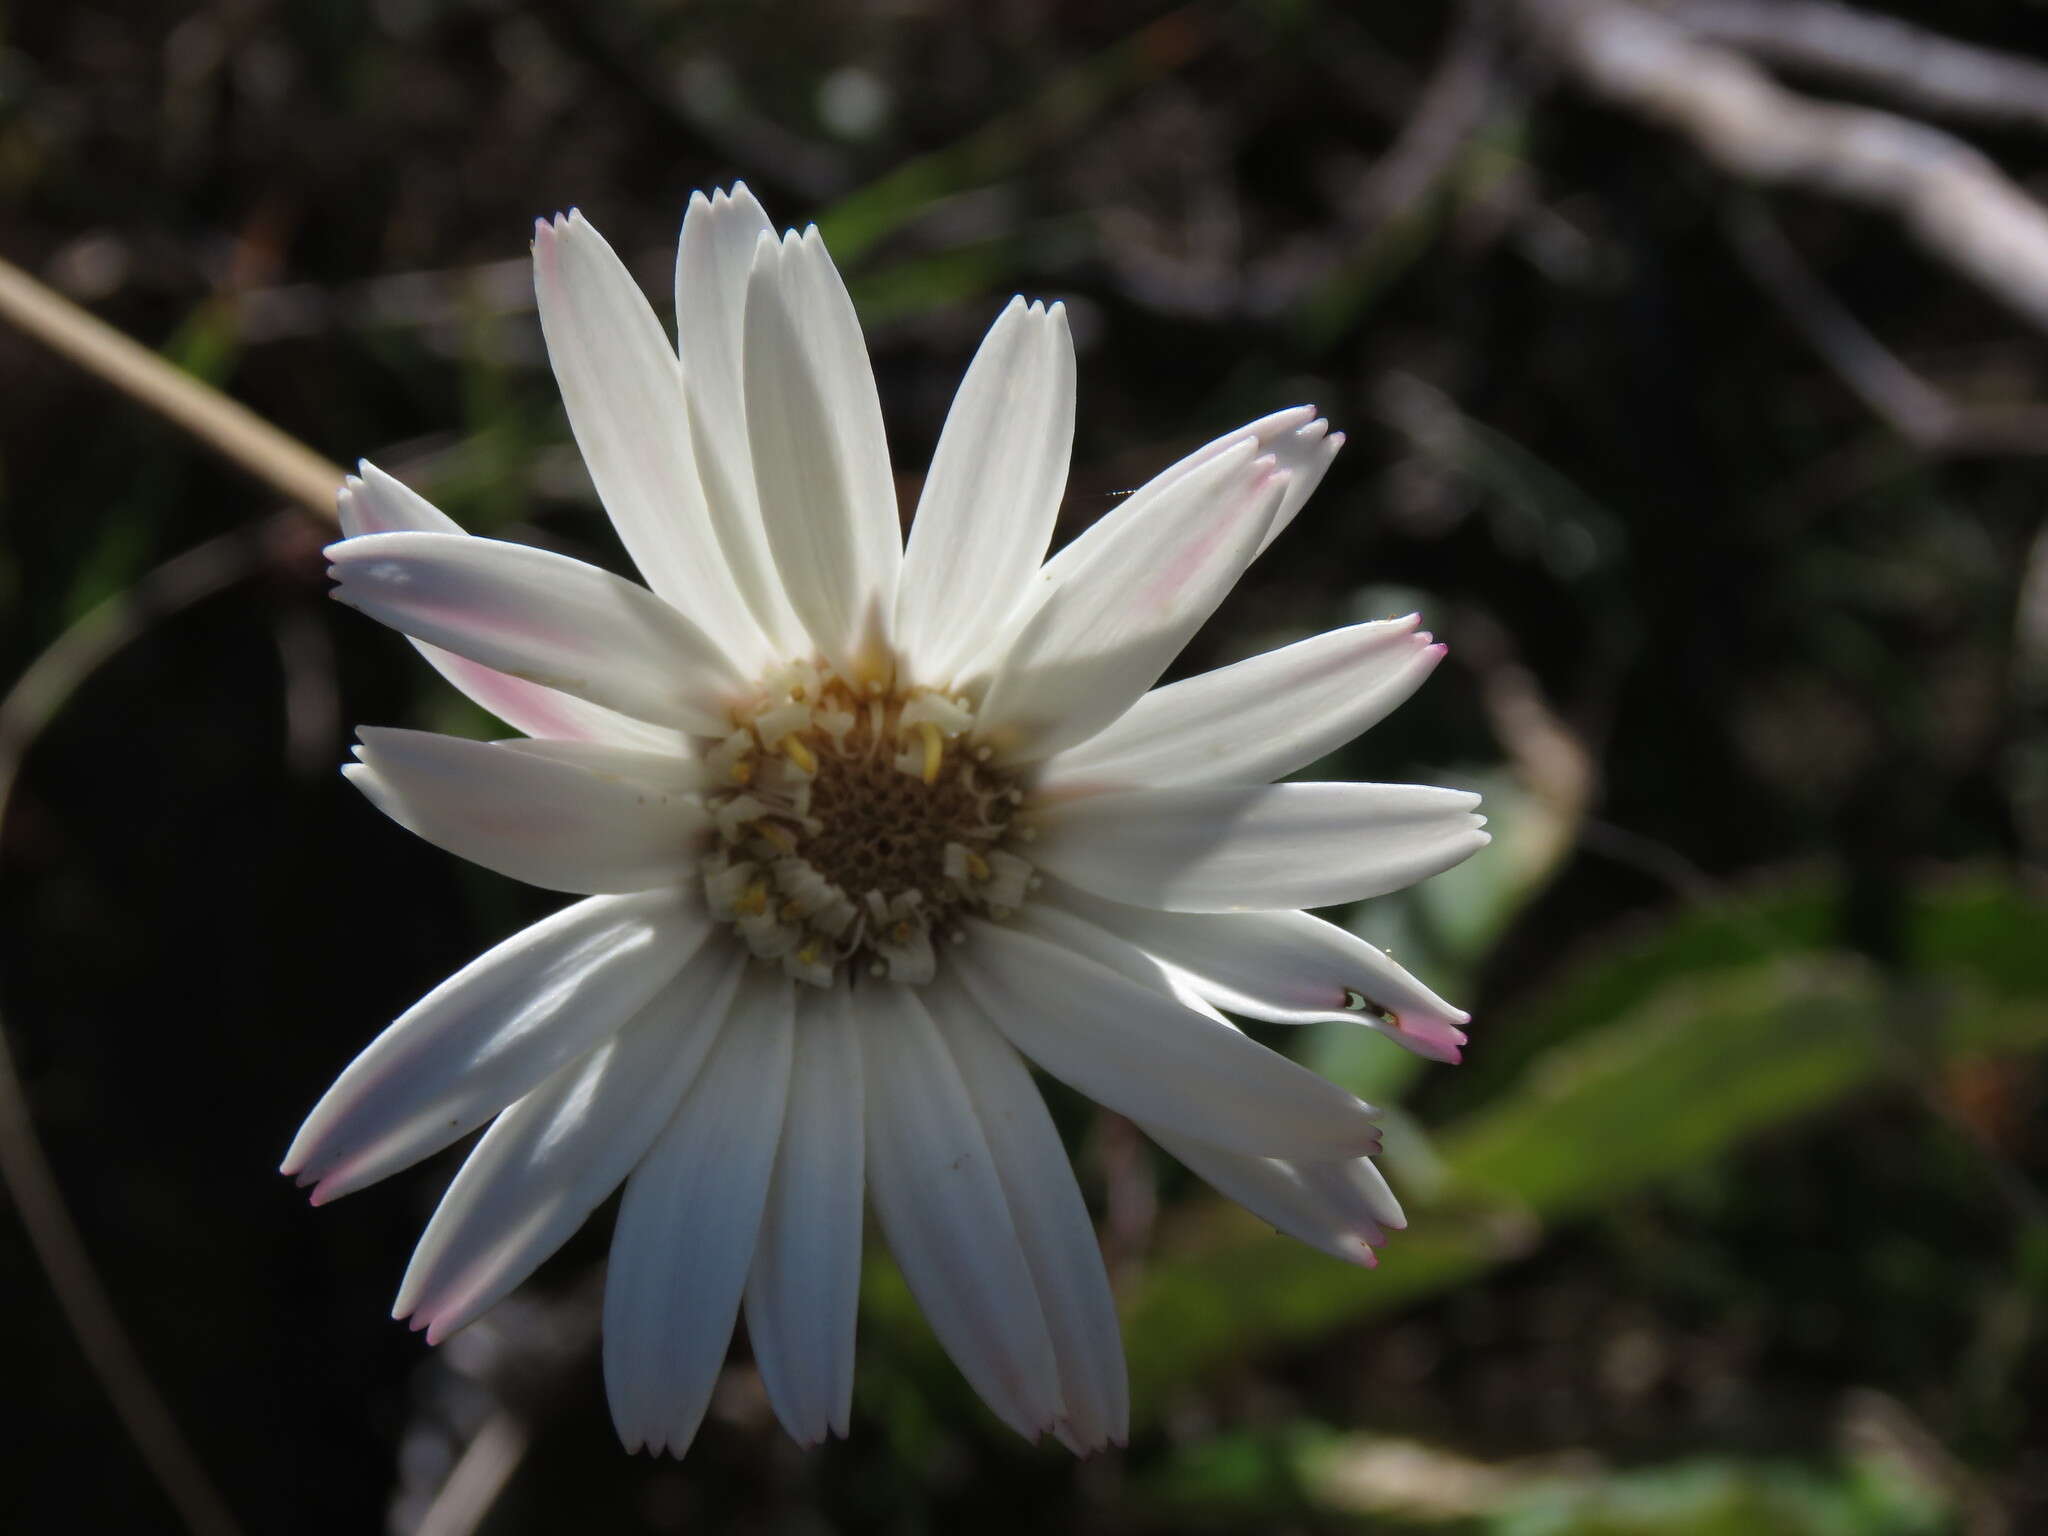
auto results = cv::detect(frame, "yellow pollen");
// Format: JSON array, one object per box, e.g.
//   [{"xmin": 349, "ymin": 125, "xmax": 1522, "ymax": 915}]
[{"xmin": 702, "ymin": 662, "xmax": 1034, "ymax": 986}]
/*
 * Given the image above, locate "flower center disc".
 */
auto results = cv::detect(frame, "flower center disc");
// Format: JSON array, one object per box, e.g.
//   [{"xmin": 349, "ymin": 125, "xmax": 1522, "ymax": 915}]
[{"xmin": 700, "ymin": 663, "xmax": 1033, "ymax": 986}]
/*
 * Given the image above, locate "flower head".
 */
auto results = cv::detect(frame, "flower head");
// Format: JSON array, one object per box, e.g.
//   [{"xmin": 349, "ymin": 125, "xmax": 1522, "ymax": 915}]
[{"xmin": 286, "ymin": 184, "xmax": 1487, "ymax": 1456}]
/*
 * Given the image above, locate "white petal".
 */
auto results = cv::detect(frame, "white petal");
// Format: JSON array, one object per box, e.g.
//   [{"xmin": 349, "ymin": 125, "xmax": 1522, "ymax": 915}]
[
  {"xmin": 281, "ymin": 890, "xmax": 706, "ymax": 1202},
  {"xmin": 1251, "ymin": 413, "xmax": 1344, "ymax": 557},
  {"xmin": 927, "ymin": 975, "xmax": 1128, "ymax": 1452},
  {"xmin": 742, "ymin": 229, "xmax": 899, "ymax": 681},
  {"xmin": 860, "ymin": 985, "xmax": 1064, "ymax": 1441},
  {"xmin": 345, "ymin": 727, "xmax": 707, "ymax": 895},
  {"xmin": 1037, "ymin": 616, "xmax": 1445, "ymax": 793},
  {"xmin": 961, "ymin": 409, "xmax": 1340, "ymax": 716},
  {"xmin": 1001, "ymin": 904, "xmax": 1403, "ymax": 1262},
  {"xmin": 393, "ymin": 941, "xmax": 749, "ymax": 1341},
  {"xmin": 339, "ymin": 465, "xmax": 682, "ymax": 749},
  {"xmin": 674, "ymin": 184, "xmax": 806, "ymax": 655},
  {"xmin": 897, "ymin": 298, "xmax": 1075, "ymax": 684},
  {"xmin": 1031, "ymin": 781, "xmax": 1489, "ymax": 912},
  {"xmin": 532, "ymin": 212, "xmax": 770, "ymax": 671},
  {"xmin": 328, "ymin": 531, "xmax": 745, "ymax": 735},
  {"xmin": 493, "ymin": 737, "xmax": 708, "ymax": 793},
  {"xmin": 953, "ymin": 919, "xmax": 1381, "ymax": 1160},
  {"xmin": 1303, "ymin": 1155, "xmax": 1405, "ymax": 1229},
  {"xmin": 336, "ymin": 460, "xmax": 462, "ymax": 538},
  {"xmin": 603, "ymin": 966, "xmax": 794, "ymax": 1457},
  {"xmin": 973, "ymin": 441, "xmax": 1288, "ymax": 763},
  {"xmin": 1026, "ymin": 408, "xmax": 1338, "ymax": 582},
  {"xmin": 742, "ymin": 982, "xmax": 864, "ymax": 1446},
  {"xmin": 1146, "ymin": 1129, "xmax": 1398, "ymax": 1266},
  {"xmin": 998, "ymin": 908, "xmax": 1403, "ymax": 1258},
  {"xmin": 1045, "ymin": 879, "xmax": 1471, "ymax": 1062},
  {"xmin": 1035, "ymin": 407, "xmax": 1319, "ymax": 589}
]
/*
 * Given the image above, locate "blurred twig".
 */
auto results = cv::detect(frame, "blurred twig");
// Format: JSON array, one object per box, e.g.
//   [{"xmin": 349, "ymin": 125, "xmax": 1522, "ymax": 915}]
[
  {"xmin": 1519, "ymin": 0, "xmax": 2048, "ymax": 337},
  {"xmin": 1724, "ymin": 199, "xmax": 1957, "ymax": 446},
  {"xmin": 0, "ymin": 255, "xmax": 341, "ymax": 515},
  {"xmin": 1452, "ymin": 606, "xmax": 1598, "ymax": 888},
  {"xmin": 1353, "ymin": 1, "xmax": 1503, "ymax": 232},
  {"xmin": 0, "ymin": 515, "xmax": 321, "ymax": 1536},
  {"xmin": 411, "ymin": 1411, "xmax": 531, "ymax": 1536},
  {"xmin": 0, "ymin": 250, "xmax": 347, "ymax": 1533},
  {"xmin": 1842, "ymin": 1389, "xmax": 2011, "ymax": 1536},
  {"xmin": 1670, "ymin": 0, "xmax": 2048, "ymax": 134},
  {"xmin": 1727, "ymin": 199, "xmax": 2048, "ymax": 455}
]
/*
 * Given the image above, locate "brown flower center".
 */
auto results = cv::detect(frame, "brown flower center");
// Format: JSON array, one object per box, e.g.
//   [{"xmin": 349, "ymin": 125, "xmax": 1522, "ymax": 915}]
[{"xmin": 700, "ymin": 663, "xmax": 1033, "ymax": 985}]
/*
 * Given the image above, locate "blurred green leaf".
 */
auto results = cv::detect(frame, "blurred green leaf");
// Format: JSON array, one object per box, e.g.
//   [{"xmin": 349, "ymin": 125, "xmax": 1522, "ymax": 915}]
[
  {"xmin": 1121, "ymin": 874, "xmax": 2048, "ymax": 1418},
  {"xmin": 1490, "ymin": 1454, "xmax": 1950, "ymax": 1536},
  {"xmin": 1136, "ymin": 1429, "xmax": 1951, "ymax": 1533}
]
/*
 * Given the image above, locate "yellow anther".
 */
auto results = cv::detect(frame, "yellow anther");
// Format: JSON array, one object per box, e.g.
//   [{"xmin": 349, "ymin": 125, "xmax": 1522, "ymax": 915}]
[
  {"xmin": 779, "ymin": 733, "xmax": 818, "ymax": 774},
  {"xmin": 797, "ymin": 939, "xmax": 824, "ymax": 968},
  {"xmin": 755, "ymin": 822, "xmax": 796, "ymax": 854},
  {"xmin": 729, "ymin": 757, "xmax": 754, "ymax": 786},
  {"xmin": 917, "ymin": 720, "xmax": 943, "ymax": 786},
  {"xmin": 964, "ymin": 850, "xmax": 992, "ymax": 881},
  {"xmin": 734, "ymin": 881, "xmax": 769, "ymax": 917},
  {"xmin": 779, "ymin": 898, "xmax": 806, "ymax": 922}
]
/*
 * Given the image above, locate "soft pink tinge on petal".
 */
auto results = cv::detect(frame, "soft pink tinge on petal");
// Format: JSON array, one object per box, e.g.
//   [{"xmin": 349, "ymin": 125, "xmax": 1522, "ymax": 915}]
[
  {"xmin": 338, "ymin": 465, "xmax": 681, "ymax": 750},
  {"xmin": 1383, "ymin": 1011, "xmax": 1468, "ymax": 1065}
]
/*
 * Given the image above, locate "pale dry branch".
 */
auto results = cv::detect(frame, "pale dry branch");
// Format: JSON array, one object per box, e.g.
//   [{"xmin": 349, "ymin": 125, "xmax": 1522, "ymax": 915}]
[
  {"xmin": 1723, "ymin": 198, "xmax": 1957, "ymax": 446},
  {"xmin": 1520, "ymin": 0, "xmax": 2048, "ymax": 336},
  {"xmin": 1671, "ymin": 0, "xmax": 2048, "ymax": 134},
  {"xmin": 0, "ymin": 255, "xmax": 342, "ymax": 516},
  {"xmin": 410, "ymin": 1412, "xmax": 532, "ymax": 1536},
  {"xmin": 1725, "ymin": 199, "xmax": 2048, "ymax": 457}
]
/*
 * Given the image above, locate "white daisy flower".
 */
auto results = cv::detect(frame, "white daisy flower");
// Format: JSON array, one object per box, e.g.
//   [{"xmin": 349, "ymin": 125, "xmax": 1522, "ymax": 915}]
[{"xmin": 285, "ymin": 184, "xmax": 1488, "ymax": 1458}]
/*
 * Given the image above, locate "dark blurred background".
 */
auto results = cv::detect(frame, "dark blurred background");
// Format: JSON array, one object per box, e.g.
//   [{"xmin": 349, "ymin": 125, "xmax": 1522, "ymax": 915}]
[{"xmin": 2, "ymin": 1, "xmax": 2046, "ymax": 1532}]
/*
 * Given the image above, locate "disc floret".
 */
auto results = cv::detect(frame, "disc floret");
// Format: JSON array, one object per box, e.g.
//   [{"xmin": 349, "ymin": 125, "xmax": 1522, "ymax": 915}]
[{"xmin": 701, "ymin": 660, "xmax": 1034, "ymax": 985}]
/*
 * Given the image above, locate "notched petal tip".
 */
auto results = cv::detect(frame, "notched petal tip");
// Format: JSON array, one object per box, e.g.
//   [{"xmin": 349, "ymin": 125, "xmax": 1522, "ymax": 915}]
[
  {"xmin": 1393, "ymin": 1006, "xmax": 1470, "ymax": 1062},
  {"xmin": 1054, "ymin": 1419, "xmax": 1118, "ymax": 1458}
]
